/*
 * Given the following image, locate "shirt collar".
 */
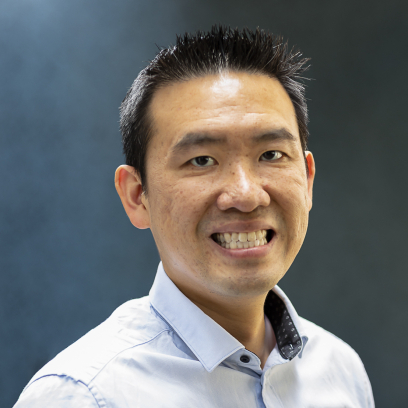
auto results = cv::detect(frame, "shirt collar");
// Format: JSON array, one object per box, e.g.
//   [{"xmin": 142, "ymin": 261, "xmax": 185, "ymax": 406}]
[
  {"xmin": 149, "ymin": 262, "xmax": 308, "ymax": 372},
  {"xmin": 265, "ymin": 285, "xmax": 308, "ymax": 360}
]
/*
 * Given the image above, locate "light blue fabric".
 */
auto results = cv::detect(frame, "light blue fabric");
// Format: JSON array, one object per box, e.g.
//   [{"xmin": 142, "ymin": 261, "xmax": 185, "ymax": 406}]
[{"xmin": 14, "ymin": 262, "xmax": 375, "ymax": 407}]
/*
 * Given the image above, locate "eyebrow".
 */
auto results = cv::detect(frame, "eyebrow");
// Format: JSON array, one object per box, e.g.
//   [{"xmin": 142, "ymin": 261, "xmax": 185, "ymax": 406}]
[
  {"xmin": 171, "ymin": 133, "xmax": 227, "ymax": 154},
  {"xmin": 171, "ymin": 128, "xmax": 298, "ymax": 154},
  {"xmin": 252, "ymin": 128, "xmax": 298, "ymax": 145}
]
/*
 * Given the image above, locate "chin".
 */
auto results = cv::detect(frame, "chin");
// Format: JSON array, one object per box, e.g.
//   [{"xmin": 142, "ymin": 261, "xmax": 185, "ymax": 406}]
[{"xmin": 210, "ymin": 266, "xmax": 284, "ymax": 297}]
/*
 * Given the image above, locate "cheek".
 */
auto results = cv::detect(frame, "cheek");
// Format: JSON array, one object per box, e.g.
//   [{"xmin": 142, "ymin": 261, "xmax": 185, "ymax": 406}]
[
  {"xmin": 264, "ymin": 171, "xmax": 310, "ymax": 236},
  {"xmin": 175, "ymin": 180, "xmax": 215, "ymax": 231},
  {"xmin": 266, "ymin": 170, "xmax": 309, "ymax": 210},
  {"xmin": 149, "ymin": 176, "xmax": 214, "ymax": 238}
]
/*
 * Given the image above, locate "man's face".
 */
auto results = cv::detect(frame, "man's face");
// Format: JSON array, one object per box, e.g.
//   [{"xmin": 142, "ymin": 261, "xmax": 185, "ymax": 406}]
[{"xmin": 142, "ymin": 72, "xmax": 315, "ymax": 303}]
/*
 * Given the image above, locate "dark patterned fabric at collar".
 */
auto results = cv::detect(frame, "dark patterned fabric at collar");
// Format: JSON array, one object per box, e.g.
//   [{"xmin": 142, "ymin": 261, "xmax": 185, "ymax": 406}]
[{"xmin": 264, "ymin": 290, "xmax": 302, "ymax": 360}]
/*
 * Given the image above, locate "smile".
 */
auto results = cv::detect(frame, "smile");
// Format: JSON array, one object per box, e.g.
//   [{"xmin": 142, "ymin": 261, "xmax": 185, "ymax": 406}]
[{"xmin": 212, "ymin": 229, "xmax": 273, "ymax": 249}]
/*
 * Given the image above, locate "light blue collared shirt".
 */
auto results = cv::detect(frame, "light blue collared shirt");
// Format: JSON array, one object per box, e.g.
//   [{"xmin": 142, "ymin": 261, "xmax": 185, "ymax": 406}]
[{"xmin": 14, "ymin": 263, "xmax": 374, "ymax": 407}]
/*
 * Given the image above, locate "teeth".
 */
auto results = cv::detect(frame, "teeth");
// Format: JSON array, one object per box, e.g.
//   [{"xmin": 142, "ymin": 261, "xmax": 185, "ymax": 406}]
[
  {"xmin": 215, "ymin": 229, "xmax": 270, "ymax": 249},
  {"xmin": 247, "ymin": 231, "xmax": 256, "ymax": 242},
  {"xmin": 238, "ymin": 232, "xmax": 247, "ymax": 242}
]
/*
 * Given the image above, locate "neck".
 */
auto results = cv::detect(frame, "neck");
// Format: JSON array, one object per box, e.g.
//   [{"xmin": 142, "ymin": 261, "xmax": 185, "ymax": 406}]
[{"xmin": 185, "ymin": 291, "xmax": 276, "ymax": 369}]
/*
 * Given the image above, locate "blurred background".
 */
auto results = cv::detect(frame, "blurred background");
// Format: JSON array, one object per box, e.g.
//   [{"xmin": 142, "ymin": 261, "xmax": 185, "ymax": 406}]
[{"xmin": 1, "ymin": 0, "xmax": 407, "ymax": 406}]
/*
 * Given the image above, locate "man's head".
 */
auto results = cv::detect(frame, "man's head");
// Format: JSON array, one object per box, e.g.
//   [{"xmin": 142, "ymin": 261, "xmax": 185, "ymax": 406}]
[
  {"xmin": 115, "ymin": 26, "xmax": 315, "ymax": 306},
  {"xmin": 120, "ymin": 25, "xmax": 310, "ymax": 193}
]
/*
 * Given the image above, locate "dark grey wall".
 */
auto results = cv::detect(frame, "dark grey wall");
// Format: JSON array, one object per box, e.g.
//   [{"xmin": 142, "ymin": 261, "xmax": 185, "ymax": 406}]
[{"xmin": 1, "ymin": 0, "xmax": 407, "ymax": 406}]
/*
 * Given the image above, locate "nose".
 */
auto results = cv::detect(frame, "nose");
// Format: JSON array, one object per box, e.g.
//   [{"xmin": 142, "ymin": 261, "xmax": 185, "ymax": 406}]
[{"xmin": 216, "ymin": 164, "xmax": 270, "ymax": 212}]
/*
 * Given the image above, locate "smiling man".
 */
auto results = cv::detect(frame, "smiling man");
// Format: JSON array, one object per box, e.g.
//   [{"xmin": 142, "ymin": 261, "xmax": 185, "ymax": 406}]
[{"xmin": 15, "ymin": 26, "xmax": 374, "ymax": 407}]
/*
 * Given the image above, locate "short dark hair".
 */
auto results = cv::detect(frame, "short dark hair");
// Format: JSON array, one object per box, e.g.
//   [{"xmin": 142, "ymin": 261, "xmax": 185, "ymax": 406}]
[{"xmin": 120, "ymin": 25, "xmax": 310, "ymax": 192}]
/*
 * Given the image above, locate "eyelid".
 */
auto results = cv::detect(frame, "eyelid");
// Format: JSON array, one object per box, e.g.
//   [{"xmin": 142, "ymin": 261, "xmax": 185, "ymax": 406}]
[
  {"xmin": 189, "ymin": 156, "xmax": 217, "ymax": 167},
  {"xmin": 260, "ymin": 150, "xmax": 283, "ymax": 161}
]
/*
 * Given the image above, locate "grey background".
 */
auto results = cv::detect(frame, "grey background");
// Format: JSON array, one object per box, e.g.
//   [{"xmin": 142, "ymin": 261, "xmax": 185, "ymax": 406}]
[{"xmin": 1, "ymin": 0, "xmax": 407, "ymax": 406}]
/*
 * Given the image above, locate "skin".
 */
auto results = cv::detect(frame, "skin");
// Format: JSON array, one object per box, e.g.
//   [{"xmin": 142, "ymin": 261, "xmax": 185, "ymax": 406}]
[{"xmin": 115, "ymin": 72, "xmax": 315, "ymax": 368}]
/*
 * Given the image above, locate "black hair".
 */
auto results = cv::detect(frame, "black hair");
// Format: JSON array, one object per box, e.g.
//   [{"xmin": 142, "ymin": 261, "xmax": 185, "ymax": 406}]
[{"xmin": 120, "ymin": 25, "xmax": 310, "ymax": 191}]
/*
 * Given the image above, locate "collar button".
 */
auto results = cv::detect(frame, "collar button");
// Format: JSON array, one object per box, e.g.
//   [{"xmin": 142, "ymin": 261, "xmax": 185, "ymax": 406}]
[{"xmin": 240, "ymin": 355, "xmax": 250, "ymax": 363}]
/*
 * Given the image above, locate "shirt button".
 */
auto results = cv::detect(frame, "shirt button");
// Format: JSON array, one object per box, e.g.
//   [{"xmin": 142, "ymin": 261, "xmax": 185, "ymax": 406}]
[{"xmin": 240, "ymin": 355, "xmax": 250, "ymax": 363}]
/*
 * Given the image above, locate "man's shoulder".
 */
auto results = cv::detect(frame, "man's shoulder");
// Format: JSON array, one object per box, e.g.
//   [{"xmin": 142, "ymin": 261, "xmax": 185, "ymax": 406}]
[
  {"xmin": 297, "ymin": 316, "xmax": 373, "ymax": 399},
  {"xmin": 25, "ymin": 296, "xmax": 169, "ymax": 389},
  {"xmin": 263, "ymin": 316, "xmax": 375, "ymax": 407},
  {"xmin": 299, "ymin": 316, "xmax": 362, "ymax": 360}
]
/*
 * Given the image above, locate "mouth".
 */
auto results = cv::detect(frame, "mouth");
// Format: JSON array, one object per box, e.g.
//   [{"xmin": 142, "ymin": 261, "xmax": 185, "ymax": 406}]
[{"xmin": 211, "ymin": 229, "xmax": 274, "ymax": 249}]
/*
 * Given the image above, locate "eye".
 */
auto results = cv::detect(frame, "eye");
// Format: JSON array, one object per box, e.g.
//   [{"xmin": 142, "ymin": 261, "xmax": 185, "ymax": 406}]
[
  {"xmin": 190, "ymin": 156, "xmax": 216, "ymax": 167},
  {"xmin": 260, "ymin": 151, "xmax": 283, "ymax": 162}
]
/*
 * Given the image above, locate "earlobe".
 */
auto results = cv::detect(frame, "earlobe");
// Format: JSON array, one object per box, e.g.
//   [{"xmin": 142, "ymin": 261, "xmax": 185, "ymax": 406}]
[
  {"xmin": 114, "ymin": 165, "xmax": 151, "ymax": 229},
  {"xmin": 305, "ymin": 151, "xmax": 316, "ymax": 211}
]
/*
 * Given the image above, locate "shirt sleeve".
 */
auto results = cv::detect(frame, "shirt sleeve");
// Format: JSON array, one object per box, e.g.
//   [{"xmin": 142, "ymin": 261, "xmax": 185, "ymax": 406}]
[
  {"xmin": 358, "ymin": 358, "xmax": 375, "ymax": 408},
  {"xmin": 14, "ymin": 375, "xmax": 100, "ymax": 408}
]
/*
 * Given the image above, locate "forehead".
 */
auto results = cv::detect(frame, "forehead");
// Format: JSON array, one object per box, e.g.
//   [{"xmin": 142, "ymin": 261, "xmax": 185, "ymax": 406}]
[{"xmin": 148, "ymin": 72, "xmax": 299, "ymax": 149}]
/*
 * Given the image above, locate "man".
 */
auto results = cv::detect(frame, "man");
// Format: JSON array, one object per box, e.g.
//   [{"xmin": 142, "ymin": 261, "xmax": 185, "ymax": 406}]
[{"xmin": 15, "ymin": 26, "xmax": 374, "ymax": 407}]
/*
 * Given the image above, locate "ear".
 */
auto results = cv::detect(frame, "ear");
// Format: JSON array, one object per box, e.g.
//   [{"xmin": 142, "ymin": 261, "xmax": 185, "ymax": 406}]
[
  {"xmin": 114, "ymin": 165, "xmax": 151, "ymax": 229},
  {"xmin": 305, "ymin": 151, "xmax": 316, "ymax": 211}
]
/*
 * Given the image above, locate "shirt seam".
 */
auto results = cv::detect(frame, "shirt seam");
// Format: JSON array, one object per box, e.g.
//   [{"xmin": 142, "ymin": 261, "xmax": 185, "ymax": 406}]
[
  {"xmin": 24, "ymin": 374, "xmax": 102, "ymax": 408},
  {"xmin": 88, "ymin": 328, "xmax": 171, "ymax": 385}
]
